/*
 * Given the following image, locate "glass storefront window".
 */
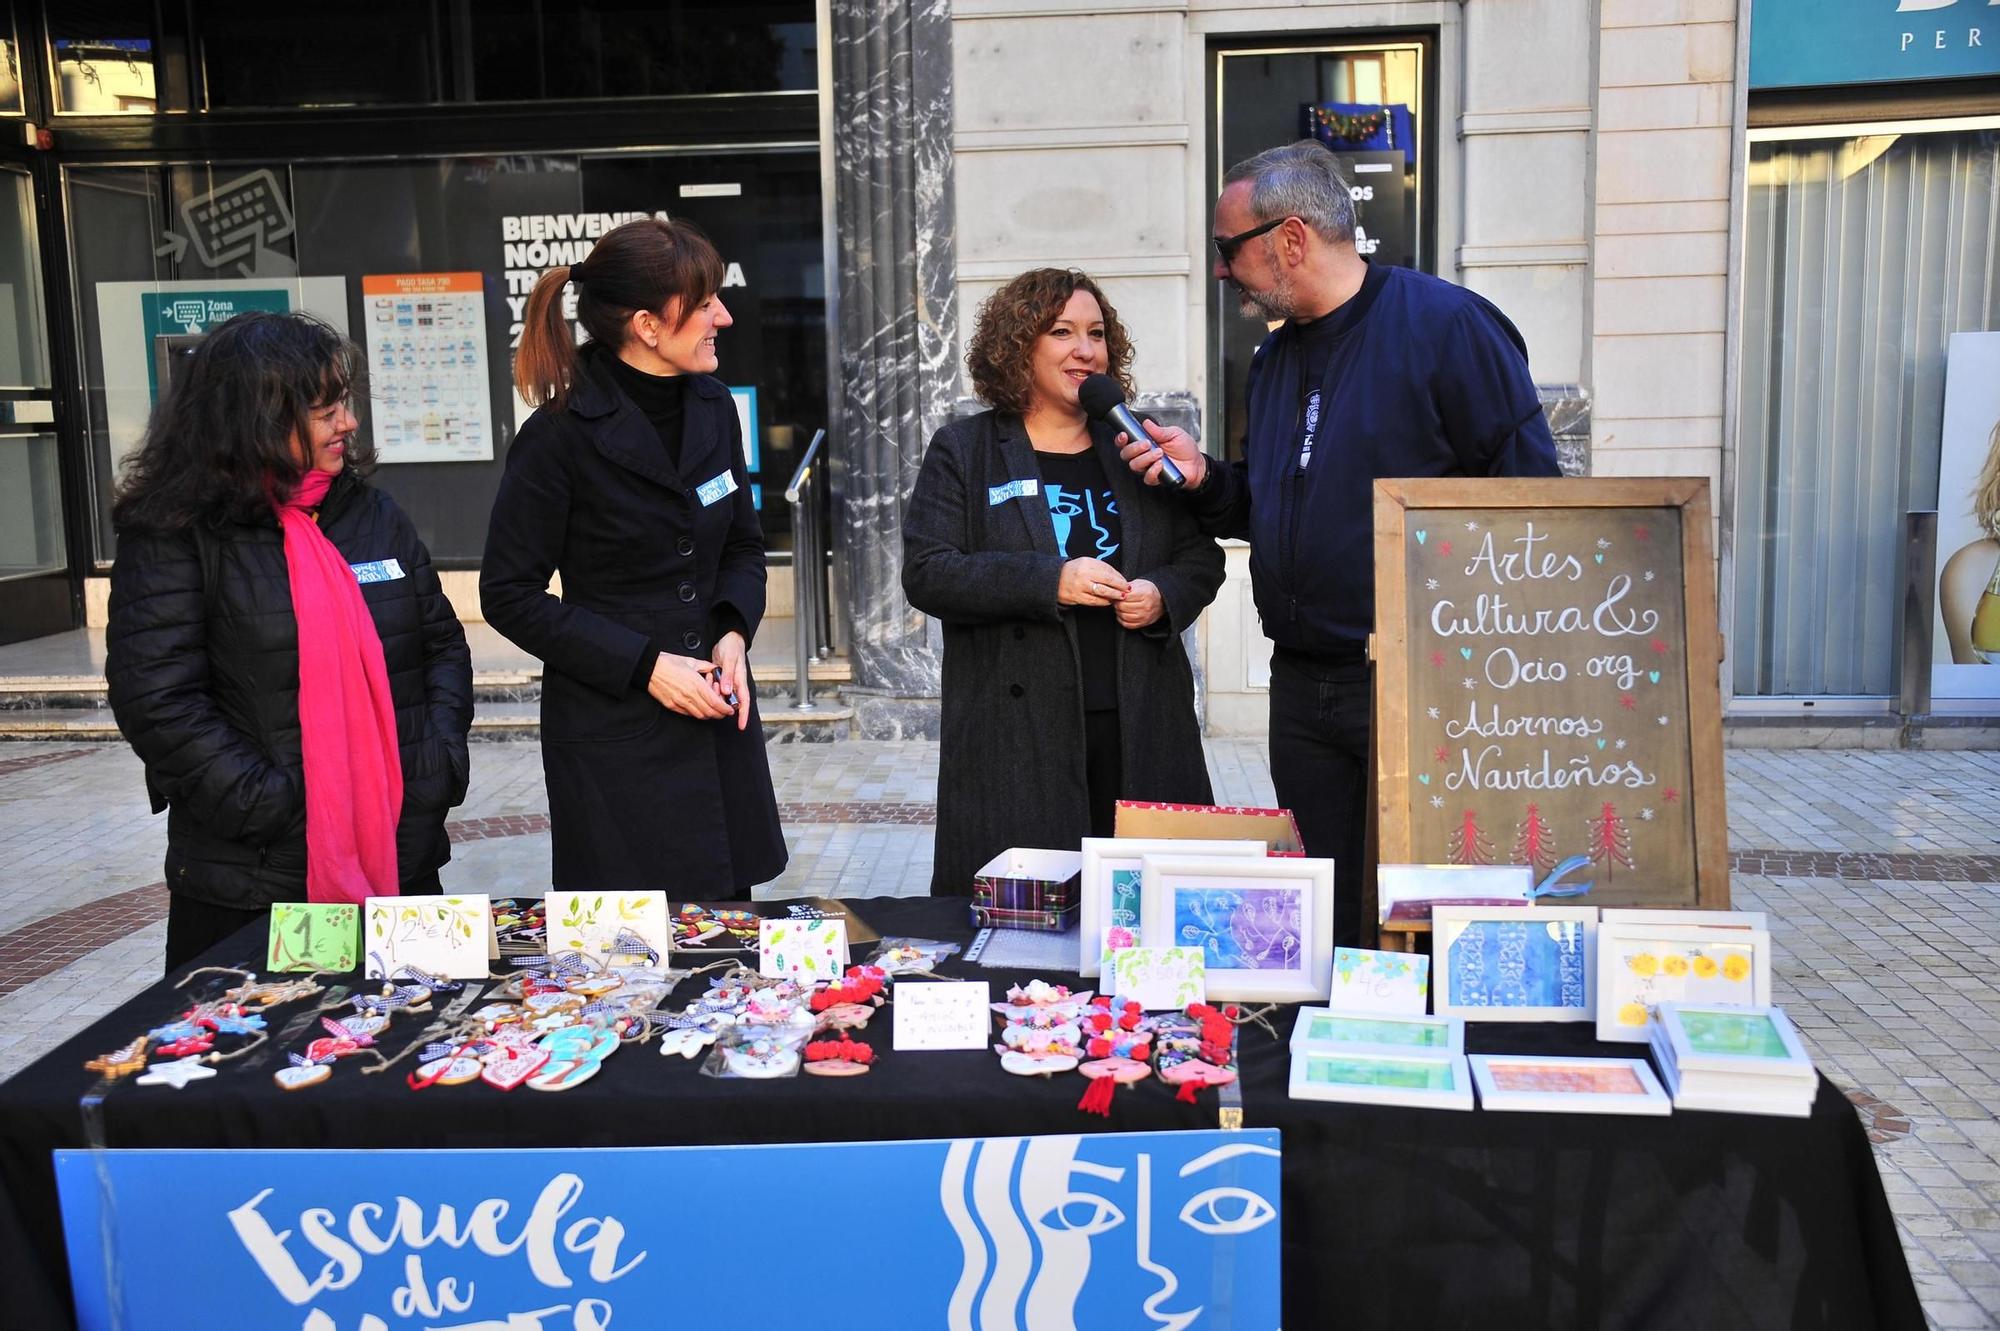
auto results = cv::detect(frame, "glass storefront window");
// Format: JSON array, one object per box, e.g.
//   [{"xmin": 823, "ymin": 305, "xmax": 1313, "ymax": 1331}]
[
  {"xmin": 1, "ymin": 3, "xmax": 23, "ymax": 115},
  {"xmin": 197, "ymin": 1, "xmax": 443, "ymax": 108},
  {"xmin": 1209, "ymin": 39, "xmax": 1429, "ymax": 454},
  {"xmin": 0, "ymin": 169, "xmax": 49, "ymax": 387},
  {"xmin": 0, "ymin": 433, "xmax": 64, "ymax": 578},
  {"xmin": 1735, "ymin": 124, "xmax": 2000, "ymax": 697},
  {"xmin": 68, "ymin": 151, "xmax": 825, "ymax": 564},
  {"xmin": 467, "ymin": 2, "xmax": 815, "ymax": 100},
  {"xmin": 49, "ymin": 1, "xmax": 158, "ymax": 114}
]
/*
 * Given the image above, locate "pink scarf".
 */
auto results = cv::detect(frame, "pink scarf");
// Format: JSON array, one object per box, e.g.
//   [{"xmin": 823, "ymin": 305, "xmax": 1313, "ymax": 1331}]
[{"xmin": 276, "ymin": 469, "xmax": 404, "ymax": 903}]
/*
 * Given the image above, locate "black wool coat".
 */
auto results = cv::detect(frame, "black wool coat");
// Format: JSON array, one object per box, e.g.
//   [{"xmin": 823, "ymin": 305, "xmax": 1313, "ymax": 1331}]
[
  {"xmin": 481, "ymin": 347, "xmax": 786, "ymax": 898},
  {"xmin": 106, "ymin": 473, "xmax": 474, "ymax": 911},
  {"xmin": 903, "ymin": 410, "xmax": 1225, "ymax": 895}
]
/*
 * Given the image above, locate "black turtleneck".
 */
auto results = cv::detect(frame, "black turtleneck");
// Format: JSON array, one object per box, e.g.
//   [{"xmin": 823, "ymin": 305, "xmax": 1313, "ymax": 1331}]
[{"xmin": 601, "ymin": 351, "xmax": 689, "ymax": 473}]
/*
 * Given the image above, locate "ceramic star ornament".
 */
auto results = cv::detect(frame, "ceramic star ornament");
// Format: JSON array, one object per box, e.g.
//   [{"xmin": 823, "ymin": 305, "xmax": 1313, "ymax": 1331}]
[{"xmin": 136, "ymin": 1056, "xmax": 217, "ymax": 1090}]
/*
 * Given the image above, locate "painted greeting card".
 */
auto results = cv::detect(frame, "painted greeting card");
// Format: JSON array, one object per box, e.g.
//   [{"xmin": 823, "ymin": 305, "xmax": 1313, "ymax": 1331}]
[
  {"xmin": 1596, "ymin": 924, "xmax": 1770, "ymax": 1042},
  {"xmin": 267, "ymin": 903, "xmax": 359, "ymax": 973},
  {"xmin": 1329, "ymin": 946, "xmax": 1430, "ymax": 1015},
  {"xmin": 363, "ymin": 894, "xmax": 493, "ymax": 980},
  {"xmin": 759, "ymin": 917, "xmax": 848, "ymax": 980},
  {"xmin": 1109, "ymin": 946, "xmax": 1208, "ymax": 1011},
  {"xmin": 1432, "ymin": 906, "xmax": 1598, "ymax": 1022},
  {"xmin": 544, "ymin": 891, "xmax": 673, "ymax": 965}
]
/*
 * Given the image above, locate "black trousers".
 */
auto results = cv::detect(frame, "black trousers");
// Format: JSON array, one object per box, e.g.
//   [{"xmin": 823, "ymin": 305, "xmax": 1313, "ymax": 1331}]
[
  {"xmin": 1084, "ymin": 709, "xmax": 1124, "ymax": 839},
  {"xmin": 1267, "ymin": 649, "xmax": 1371, "ymax": 949},
  {"xmin": 163, "ymin": 870, "xmax": 443, "ymax": 974}
]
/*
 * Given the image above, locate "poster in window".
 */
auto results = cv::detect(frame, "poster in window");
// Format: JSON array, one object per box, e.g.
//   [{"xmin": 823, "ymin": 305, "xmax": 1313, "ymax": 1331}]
[
  {"xmin": 93, "ymin": 278, "xmax": 351, "ymax": 482},
  {"xmin": 362, "ymin": 272, "xmax": 496, "ymax": 463},
  {"xmin": 1933, "ymin": 332, "xmax": 2000, "ymax": 701}
]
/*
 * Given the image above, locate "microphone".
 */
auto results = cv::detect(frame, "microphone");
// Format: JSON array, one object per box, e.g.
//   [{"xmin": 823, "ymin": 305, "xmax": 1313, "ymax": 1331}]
[{"xmin": 1078, "ymin": 373, "xmax": 1185, "ymax": 488}]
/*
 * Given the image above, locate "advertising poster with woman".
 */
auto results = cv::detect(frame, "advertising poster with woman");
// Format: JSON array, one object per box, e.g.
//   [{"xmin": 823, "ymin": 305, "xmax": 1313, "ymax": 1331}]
[{"xmin": 1934, "ymin": 331, "xmax": 2000, "ymax": 702}]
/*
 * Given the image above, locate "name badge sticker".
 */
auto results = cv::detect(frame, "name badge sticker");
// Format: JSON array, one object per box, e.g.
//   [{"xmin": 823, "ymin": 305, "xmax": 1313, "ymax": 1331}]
[
  {"xmin": 349, "ymin": 559, "xmax": 406, "ymax": 585},
  {"xmin": 696, "ymin": 471, "xmax": 741, "ymax": 507},
  {"xmin": 987, "ymin": 479, "xmax": 1040, "ymax": 506}
]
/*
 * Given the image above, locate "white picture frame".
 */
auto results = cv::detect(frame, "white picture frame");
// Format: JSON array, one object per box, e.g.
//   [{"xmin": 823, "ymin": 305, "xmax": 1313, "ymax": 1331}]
[
  {"xmin": 1078, "ymin": 838, "xmax": 1264, "ymax": 977},
  {"xmin": 1289, "ymin": 1008, "xmax": 1463, "ymax": 1062},
  {"xmin": 1467, "ymin": 1055, "xmax": 1671, "ymax": 1115},
  {"xmin": 1431, "ymin": 905, "xmax": 1599, "ymax": 1023},
  {"xmin": 1599, "ymin": 908, "xmax": 1768, "ymax": 932},
  {"xmin": 1288, "ymin": 1051, "xmax": 1473, "ymax": 1110},
  {"xmin": 1139, "ymin": 855, "xmax": 1336, "ymax": 1003},
  {"xmin": 1656, "ymin": 1002, "xmax": 1813, "ymax": 1076},
  {"xmin": 1595, "ymin": 923, "xmax": 1772, "ymax": 1043}
]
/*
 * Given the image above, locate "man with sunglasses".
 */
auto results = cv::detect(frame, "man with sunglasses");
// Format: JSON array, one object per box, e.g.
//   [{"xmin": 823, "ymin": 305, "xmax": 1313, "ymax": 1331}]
[{"xmin": 1120, "ymin": 138, "xmax": 1560, "ymax": 948}]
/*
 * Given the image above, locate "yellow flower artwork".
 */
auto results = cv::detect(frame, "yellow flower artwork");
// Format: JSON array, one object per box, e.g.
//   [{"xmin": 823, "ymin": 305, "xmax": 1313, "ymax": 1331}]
[
  {"xmin": 1628, "ymin": 952, "xmax": 1659, "ymax": 978},
  {"xmin": 1722, "ymin": 954, "xmax": 1751, "ymax": 983},
  {"xmin": 1617, "ymin": 1001, "xmax": 1649, "ymax": 1028},
  {"xmin": 1692, "ymin": 954, "xmax": 1719, "ymax": 980},
  {"xmin": 1661, "ymin": 953, "xmax": 1688, "ymax": 978}
]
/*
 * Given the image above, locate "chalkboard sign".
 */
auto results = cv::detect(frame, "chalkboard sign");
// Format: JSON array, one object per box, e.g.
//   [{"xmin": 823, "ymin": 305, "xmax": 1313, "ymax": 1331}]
[{"xmin": 1372, "ymin": 478, "xmax": 1728, "ymax": 913}]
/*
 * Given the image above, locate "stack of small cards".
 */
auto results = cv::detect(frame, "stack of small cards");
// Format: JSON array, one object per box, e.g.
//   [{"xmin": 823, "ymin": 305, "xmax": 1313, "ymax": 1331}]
[{"xmin": 1650, "ymin": 1002, "xmax": 1817, "ymax": 1117}]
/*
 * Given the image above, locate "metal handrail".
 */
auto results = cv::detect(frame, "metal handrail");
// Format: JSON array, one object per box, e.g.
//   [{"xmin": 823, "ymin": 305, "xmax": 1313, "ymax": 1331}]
[{"xmin": 786, "ymin": 429, "xmax": 828, "ymax": 710}]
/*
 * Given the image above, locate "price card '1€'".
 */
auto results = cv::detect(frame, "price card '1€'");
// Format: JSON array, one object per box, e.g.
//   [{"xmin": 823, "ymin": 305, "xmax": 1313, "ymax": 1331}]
[
  {"xmin": 892, "ymin": 981, "xmax": 993, "ymax": 1051},
  {"xmin": 267, "ymin": 903, "xmax": 359, "ymax": 973}
]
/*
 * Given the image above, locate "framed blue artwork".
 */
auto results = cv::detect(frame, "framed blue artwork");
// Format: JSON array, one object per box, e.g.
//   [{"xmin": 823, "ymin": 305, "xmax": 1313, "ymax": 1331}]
[
  {"xmin": 1140, "ymin": 855, "xmax": 1336, "ymax": 1003},
  {"xmin": 1431, "ymin": 905, "xmax": 1599, "ymax": 1022}
]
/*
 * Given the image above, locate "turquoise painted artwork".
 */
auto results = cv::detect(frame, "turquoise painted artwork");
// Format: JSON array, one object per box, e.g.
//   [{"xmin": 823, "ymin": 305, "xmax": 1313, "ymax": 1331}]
[
  {"xmin": 1174, "ymin": 887, "xmax": 1302, "ymax": 971},
  {"xmin": 1305, "ymin": 1056, "xmax": 1457, "ymax": 1091},
  {"xmin": 1679, "ymin": 1010, "xmax": 1789, "ymax": 1059},
  {"xmin": 1444, "ymin": 917, "xmax": 1587, "ymax": 1010},
  {"xmin": 1109, "ymin": 868, "xmax": 1141, "ymax": 930},
  {"xmin": 1302, "ymin": 1014, "xmax": 1450, "ymax": 1049}
]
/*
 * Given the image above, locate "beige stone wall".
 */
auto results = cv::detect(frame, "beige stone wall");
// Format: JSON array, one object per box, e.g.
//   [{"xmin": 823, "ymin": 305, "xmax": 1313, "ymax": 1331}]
[{"xmin": 1589, "ymin": 0, "xmax": 1739, "ymax": 500}]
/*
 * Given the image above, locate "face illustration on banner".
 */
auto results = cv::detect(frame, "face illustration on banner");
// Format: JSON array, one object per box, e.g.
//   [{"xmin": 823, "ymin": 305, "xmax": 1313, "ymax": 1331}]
[{"xmin": 939, "ymin": 1135, "xmax": 1279, "ymax": 1331}]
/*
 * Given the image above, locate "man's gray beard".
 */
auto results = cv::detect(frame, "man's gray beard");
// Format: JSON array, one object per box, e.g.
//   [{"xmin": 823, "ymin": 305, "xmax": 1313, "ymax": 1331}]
[{"xmin": 1237, "ymin": 263, "xmax": 1299, "ymax": 322}]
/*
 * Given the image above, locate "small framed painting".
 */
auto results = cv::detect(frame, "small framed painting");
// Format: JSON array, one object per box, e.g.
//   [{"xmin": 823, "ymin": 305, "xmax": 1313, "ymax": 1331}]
[
  {"xmin": 1078, "ymin": 838, "xmax": 1263, "ymax": 977},
  {"xmin": 1139, "ymin": 854, "xmax": 1336, "ymax": 1003},
  {"xmin": 1595, "ymin": 923, "xmax": 1771, "ymax": 1042},
  {"xmin": 1289, "ymin": 1008, "xmax": 1463, "ymax": 1061},
  {"xmin": 1657, "ymin": 1003, "xmax": 1812, "ymax": 1074},
  {"xmin": 1288, "ymin": 1051, "xmax": 1473, "ymax": 1110},
  {"xmin": 1468, "ymin": 1055, "xmax": 1672, "ymax": 1115},
  {"xmin": 1432, "ymin": 905, "xmax": 1599, "ymax": 1022}
]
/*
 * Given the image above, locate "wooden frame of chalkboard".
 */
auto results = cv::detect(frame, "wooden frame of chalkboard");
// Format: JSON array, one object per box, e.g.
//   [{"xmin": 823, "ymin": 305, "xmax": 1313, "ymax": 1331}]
[{"xmin": 1371, "ymin": 478, "xmax": 1729, "ymax": 929}]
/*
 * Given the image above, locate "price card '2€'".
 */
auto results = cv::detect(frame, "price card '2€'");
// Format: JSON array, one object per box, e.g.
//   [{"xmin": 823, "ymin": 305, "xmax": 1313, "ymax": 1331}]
[{"xmin": 364, "ymin": 895, "xmax": 494, "ymax": 980}]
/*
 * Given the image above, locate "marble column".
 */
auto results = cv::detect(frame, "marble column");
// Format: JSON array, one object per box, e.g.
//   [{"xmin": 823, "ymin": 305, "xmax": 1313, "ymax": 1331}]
[{"xmin": 829, "ymin": 0, "xmax": 957, "ymax": 700}]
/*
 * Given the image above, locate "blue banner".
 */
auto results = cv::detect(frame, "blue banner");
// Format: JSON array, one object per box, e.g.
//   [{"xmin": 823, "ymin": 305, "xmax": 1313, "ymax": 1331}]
[
  {"xmin": 1751, "ymin": 0, "xmax": 2000, "ymax": 89},
  {"xmin": 56, "ymin": 1131, "xmax": 1281, "ymax": 1330}
]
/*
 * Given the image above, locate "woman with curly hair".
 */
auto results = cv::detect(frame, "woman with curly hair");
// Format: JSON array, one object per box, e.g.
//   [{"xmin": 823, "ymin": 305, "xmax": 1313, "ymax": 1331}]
[{"xmin": 903, "ymin": 269, "xmax": 1224, "ymax": 895}]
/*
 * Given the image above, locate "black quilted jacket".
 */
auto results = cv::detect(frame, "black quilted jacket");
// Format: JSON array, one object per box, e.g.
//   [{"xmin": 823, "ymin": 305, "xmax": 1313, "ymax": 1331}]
[{"xmin": 106, "ymin": 472, "xmax": 474, "ymax": 911}]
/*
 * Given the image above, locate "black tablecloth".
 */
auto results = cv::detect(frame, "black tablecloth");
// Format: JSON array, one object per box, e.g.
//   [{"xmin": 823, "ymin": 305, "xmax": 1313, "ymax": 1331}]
[{"xmin": 0, "ymin": 897, "xmax": 1922, "ymax": 1330}]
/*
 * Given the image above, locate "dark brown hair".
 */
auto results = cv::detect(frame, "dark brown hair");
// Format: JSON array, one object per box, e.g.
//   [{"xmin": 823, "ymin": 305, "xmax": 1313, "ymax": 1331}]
[
  {"xmin": 965, "ymin": 268, "xmax": 1135, "ymax": 414},
  {"xmin": 112, "ymin": 310, "xmax": 368, "ymax": 533},
  {"xmin": 514, "ymin": 217, "xmax": 727, "ymax": 409}
]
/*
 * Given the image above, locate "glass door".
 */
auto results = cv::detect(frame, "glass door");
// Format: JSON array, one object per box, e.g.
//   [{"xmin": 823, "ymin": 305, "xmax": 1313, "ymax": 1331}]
[
  {"xmin": 1209, "ymin": 37, "xmax": 1433, "ymax": 455},
  {"xmin": 0, "ymin": 164, "xmax": 66, "ymax": 645}
]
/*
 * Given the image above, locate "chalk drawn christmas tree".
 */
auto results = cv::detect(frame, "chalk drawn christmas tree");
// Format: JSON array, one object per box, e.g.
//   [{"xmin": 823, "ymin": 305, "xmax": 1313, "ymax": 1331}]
[
  {"xmin": 1588, "ymin": 802, "xmax": 1635, "ymax": 877},
  {"xmin": 1512, "ymin": 804, "xmax": 1558, "ymax": 875},
  {"xmin": 1446, "ymin": 809, "xmax": 1494, "ymax": 866}
]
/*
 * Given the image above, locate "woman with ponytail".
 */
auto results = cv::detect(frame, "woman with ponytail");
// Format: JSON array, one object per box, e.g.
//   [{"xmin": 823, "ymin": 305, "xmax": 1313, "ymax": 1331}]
[
  {"xmin": 482, "ymin": 217, "xmax": 785, "ymax": 897},
  {"xmin": 105, "ymin": 311, "xmax": 473, "ymax": 972}
]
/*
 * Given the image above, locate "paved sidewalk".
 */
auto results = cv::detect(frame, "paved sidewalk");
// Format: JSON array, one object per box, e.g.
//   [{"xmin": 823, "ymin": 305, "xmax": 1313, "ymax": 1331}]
[{"xmin": 0, "ymin": 739, "xmax": 1997, "ymax": 1327}]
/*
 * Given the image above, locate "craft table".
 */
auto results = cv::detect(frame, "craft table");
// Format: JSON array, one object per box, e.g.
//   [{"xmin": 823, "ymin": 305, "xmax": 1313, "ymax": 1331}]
[{"xmin": 0, "ymin": 896, "xmax": 1921, "ymax": 1330}]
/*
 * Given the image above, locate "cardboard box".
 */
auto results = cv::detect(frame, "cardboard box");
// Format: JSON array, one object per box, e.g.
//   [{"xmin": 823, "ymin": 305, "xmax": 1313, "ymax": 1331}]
[
  {"xmin": 1113, "ymin": 800, "xmax": 1304, "ymax": 854},
  {"xmin": 972, "ymin": 848, "xmax": 1082, "ymax": 932}
]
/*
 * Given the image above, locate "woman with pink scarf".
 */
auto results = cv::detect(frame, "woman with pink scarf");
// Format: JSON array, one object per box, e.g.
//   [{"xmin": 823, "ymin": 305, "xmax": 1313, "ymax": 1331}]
[{"xmin": 107, "ymin": 312, "xmax": 473, "ymax": 972}]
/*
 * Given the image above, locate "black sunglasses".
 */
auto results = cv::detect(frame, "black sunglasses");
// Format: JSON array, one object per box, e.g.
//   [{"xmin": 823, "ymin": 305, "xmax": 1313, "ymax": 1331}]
[{"xmin": 1212, "ymin": 216, "xmax": 1291, "ymax": 264}]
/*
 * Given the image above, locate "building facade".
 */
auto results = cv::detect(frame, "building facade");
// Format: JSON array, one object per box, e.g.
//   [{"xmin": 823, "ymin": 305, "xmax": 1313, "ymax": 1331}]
[{"xmin": 8, "ymin": 2, "xmax": 1980, "ymax": 733}]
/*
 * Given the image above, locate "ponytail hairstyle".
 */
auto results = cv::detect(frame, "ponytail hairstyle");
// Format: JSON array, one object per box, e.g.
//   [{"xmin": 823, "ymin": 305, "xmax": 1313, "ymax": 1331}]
[
  {"xmin": 112, "ymin": 310, "xmax": 366, "ymax": 534},
  {"xmin": 513, "ymin": 217, "xmax": 727, "ymax": 410}
]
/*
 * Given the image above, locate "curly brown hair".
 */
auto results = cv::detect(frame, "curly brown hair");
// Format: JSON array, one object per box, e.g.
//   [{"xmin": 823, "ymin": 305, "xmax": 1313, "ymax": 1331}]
[{"xmin": 965, "ymin": 269, "xmax": 1135, "ymax": 414}]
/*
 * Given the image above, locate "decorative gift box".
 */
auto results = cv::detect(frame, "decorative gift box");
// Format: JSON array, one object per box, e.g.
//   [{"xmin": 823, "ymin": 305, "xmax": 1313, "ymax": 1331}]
[
  {"xmin": 971, "ymin": 848, "xmax": 1083, "ymax": 932},
  {"xmin": 1113, "ymin": 801, "xmax": 1305, "ymax": 854}
]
